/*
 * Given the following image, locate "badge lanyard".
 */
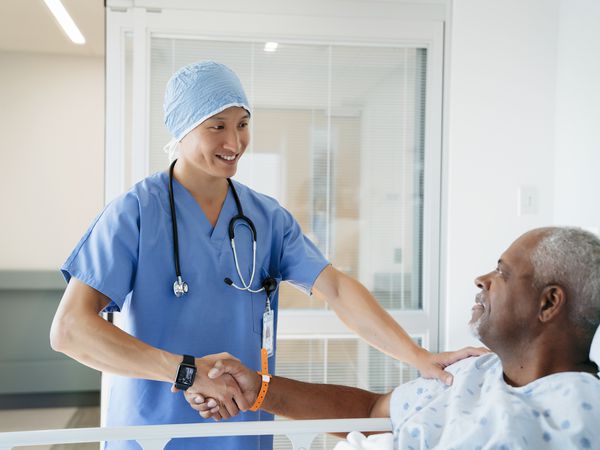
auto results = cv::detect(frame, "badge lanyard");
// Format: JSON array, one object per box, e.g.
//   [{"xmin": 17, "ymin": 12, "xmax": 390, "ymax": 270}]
[
  {"xmin": 253, "ymin": 289, "xmax": 275, "ymax": 413},
  {"xmin": 262, "ymin": 289, "xmax": 275, "ymax": 357}
]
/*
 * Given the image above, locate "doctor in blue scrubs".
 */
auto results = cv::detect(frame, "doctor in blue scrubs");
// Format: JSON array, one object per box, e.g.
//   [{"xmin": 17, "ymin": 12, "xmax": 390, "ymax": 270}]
[{"xmin": 50, "ymin": 61, "xmax": 482, "ymax": 450}]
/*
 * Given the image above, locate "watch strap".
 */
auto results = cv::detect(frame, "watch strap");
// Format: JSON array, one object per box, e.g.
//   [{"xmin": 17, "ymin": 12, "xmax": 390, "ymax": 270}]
[{"xmin": 182, "ymin": 354, "xmax": 194, "ymax": 366}]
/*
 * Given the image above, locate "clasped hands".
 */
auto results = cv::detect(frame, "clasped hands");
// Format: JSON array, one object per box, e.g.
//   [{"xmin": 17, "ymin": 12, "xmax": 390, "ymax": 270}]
[{"xmin": 171, "ymin": 352, "xmax": 260, "ymax": 421}]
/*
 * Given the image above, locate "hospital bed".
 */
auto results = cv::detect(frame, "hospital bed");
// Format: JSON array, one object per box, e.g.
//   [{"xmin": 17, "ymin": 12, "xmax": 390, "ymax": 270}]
[
  {"xmin": 0, "ymin": 417, "xmax": 391, "ymax": 450},
  {"xmin": 2, "ymin": 328, "xmax": 598, "ymax": 450}
]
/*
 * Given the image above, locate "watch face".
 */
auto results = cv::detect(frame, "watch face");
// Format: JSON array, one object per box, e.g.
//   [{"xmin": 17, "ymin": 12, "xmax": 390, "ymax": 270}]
[{"xmin": 177, "ymin": 365, "xmax": 196, "ymax": 385}]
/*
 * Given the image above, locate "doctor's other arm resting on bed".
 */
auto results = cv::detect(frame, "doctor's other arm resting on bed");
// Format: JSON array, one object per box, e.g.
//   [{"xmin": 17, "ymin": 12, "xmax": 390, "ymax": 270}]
[
  {"xmin": 49, "ymin": 277, "xmax": 250, "ymax": 418},
  {"xmin": 312, "ymin": 265, "xmax": 485, "ymax": 385}
]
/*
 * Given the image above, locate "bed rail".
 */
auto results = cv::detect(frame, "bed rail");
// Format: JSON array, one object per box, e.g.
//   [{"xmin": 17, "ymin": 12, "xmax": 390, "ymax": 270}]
[{"xmin": 0, "ymin": 417, "xmax": 392, "ymax": 450}]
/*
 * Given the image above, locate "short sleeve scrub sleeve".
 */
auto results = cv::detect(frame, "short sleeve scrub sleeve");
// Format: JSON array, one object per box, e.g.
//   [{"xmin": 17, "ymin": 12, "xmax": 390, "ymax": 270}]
[{"xmin": 61, "ymin": 190, "xmax": 140, "ymax": 313}]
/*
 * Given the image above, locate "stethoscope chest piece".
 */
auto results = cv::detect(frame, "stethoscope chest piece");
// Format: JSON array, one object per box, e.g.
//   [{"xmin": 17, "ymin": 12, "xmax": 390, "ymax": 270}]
[{"xmin": 173, "ymin": 276, "xmax": 189, "ymax": 298}]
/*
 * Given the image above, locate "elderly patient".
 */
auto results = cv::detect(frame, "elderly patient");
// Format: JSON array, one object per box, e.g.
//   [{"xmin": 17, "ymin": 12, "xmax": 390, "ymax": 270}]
[{"xmin": 187, "ymin": 227, "xmax": 600, "ymax": 449}]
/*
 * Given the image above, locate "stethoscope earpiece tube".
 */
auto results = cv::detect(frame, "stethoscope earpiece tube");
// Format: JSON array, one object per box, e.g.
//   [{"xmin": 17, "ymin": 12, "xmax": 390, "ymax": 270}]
[
  {"xmin": 169, "ymin": 159, "xmax": 187, "ymax": 297},
  {"xmin": 169, "ymin": 160, "xmax": 273, "ymax": 298},
  {"xmin": 228, "ymin": 214, "xmax": 257, "ymax": 241}
]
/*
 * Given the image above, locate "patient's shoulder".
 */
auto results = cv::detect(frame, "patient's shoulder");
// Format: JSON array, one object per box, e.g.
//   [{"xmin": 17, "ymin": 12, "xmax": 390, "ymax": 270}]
[
  {"xmin": 389, "ymin": 354, "xmax": 499, "ymax": 418},
  {"xmin": 445, "ymin": 352, "xmax": 499, "ymax": 376},
  {"xmin": 440, "ymin": 353, "xmax": 501, "ymax": 395},
  {"xmin": 391, "ymin": 354, "xmax": 497, "ymax": 399}
]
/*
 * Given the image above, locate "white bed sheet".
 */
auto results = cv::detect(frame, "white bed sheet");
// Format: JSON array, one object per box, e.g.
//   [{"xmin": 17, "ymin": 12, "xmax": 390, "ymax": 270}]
[{"xmin": 333, "ymin": 431, "xmax": 393, "ymax": 450}]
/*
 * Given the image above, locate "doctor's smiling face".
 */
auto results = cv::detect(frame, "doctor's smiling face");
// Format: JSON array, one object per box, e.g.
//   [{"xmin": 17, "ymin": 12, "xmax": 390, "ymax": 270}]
[
  {"xmin": 178, "ymin": 106, "xmax": 250, "ymax": 180},
  {"xmin": 469, "ymin": 230, "xmax": 544, "ymax": 349}
]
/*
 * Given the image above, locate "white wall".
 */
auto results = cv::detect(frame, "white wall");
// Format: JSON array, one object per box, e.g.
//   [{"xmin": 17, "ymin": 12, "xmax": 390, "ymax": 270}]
[
  {"xmin": 0, "ymin": 52, "xmax": 104, "ymax": 270},
  {"xmin": 444, "ymin": 0, "xmax": 560, "ymax": 349},
  {"xmin": 554, "ymin": 0, "xmax": 600, "ymax": 232}
]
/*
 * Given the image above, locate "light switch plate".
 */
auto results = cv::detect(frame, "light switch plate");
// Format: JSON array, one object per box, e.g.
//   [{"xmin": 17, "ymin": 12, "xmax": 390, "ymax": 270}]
[{"xmin": 518, "ymin": 186, "xmax": 539, "ymax": 215}]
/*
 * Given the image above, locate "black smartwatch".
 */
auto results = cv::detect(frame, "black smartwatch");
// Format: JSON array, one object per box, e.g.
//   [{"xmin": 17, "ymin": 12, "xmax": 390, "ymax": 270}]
[{"xmin": 174, "ymin": 354, "xmax": 196, "ymax": 391}]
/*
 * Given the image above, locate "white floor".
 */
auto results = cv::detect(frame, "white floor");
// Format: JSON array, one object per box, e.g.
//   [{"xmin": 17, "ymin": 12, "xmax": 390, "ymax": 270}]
[{"xmin": 0, "ymin": 406, "xmax": 100, "ymax": 450}]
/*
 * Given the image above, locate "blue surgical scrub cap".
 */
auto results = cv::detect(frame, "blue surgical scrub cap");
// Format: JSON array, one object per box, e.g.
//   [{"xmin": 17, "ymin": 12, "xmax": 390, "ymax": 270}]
[{"xmin": 163, "ymin": 61, "xmax": 251, "ymax": 161}]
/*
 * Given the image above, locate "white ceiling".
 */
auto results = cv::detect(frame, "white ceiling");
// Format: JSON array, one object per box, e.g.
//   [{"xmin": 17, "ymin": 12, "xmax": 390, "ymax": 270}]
[{"xmin": 0, "ymin": 0, "xmax": 105, "ymax": 56}]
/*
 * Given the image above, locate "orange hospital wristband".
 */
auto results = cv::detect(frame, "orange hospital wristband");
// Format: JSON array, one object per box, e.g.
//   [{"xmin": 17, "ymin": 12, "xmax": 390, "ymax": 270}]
[{"xmin": 250, "ymin": 348, "xmax": 271, "ymax": 411}]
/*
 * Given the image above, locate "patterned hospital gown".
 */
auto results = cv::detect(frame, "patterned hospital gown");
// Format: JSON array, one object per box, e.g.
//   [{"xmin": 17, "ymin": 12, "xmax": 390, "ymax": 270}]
[{"xmin": 389, "ymin": 353, "xmax": 600, "ymax": 449}]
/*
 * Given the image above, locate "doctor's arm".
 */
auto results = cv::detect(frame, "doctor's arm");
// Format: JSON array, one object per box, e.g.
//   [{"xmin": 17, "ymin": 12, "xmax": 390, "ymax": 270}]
[
  {"xmin": 50, "ymin": 277, "xmax": 250, "ymax": 417},
  {"xmin": 312, "ymin": 265, "xmax": 485, "ymax": 385}
]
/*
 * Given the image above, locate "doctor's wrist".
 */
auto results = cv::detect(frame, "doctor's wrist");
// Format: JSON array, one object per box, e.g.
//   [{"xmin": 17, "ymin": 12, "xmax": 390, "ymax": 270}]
[
  {"xmin": 405, "ymin": 345, "xmax": 430, "ymax": 369},
  {"xmin": 157, "ymin": 350, "xmax": 187, "ymax": 384}
]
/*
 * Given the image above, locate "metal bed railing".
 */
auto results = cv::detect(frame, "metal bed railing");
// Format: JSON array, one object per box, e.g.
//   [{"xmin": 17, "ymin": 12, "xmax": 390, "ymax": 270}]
[{"xmin": 0, "ymin": 418, "xmax": 392, "ymax": 450}]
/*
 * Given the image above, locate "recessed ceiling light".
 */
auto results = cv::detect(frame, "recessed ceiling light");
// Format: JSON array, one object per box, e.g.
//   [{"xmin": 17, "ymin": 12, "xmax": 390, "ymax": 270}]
[
  {"xmin": 42, "ymin": 0, "xmax": 86, "ymax": 45},
  {"xmin": 264, "ymin": 42, "xmax": 279, "ymax": 52}
]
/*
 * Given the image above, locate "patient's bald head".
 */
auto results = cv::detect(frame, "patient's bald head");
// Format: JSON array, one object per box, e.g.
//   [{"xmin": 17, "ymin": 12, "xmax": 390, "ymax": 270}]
[{"xmin": 471, "ymin": 227, "xmax": 600, "ymax": 357}]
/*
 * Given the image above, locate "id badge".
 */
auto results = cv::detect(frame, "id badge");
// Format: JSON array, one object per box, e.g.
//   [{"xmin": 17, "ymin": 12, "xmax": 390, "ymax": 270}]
[{"xmin": 262, "ymin": 309, "xmax": 275, "ymax": 357}]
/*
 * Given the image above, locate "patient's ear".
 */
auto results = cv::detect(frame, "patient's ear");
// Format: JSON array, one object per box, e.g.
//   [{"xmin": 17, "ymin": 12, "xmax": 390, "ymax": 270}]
[{"xmin": 538, "ymin": 285, "xmax": 566, "ymax": 322}]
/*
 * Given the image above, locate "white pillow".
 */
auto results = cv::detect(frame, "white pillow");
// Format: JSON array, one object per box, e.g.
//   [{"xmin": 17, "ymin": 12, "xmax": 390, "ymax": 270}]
[{"xmin": 591, "ymin": 325, "xmax": 600, "ymax": 369}]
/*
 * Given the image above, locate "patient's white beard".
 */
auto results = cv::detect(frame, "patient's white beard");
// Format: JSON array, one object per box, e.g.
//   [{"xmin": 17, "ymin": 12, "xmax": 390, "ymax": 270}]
[{"xmin": 469, "ymin": 317, "xmax": 482, "ymax": 340}]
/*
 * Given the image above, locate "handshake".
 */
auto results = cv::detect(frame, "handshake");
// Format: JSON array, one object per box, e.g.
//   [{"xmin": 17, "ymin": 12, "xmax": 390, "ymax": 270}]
[{"xmin": 171, "ymin": 353, "xmax": 263, "ymax": 421}]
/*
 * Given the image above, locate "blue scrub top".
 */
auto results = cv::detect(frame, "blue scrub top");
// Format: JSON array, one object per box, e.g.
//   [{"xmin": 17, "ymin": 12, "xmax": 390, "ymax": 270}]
[{"xmin": 61, "ymin": 171, "xmax": 329, "ymax": 450}]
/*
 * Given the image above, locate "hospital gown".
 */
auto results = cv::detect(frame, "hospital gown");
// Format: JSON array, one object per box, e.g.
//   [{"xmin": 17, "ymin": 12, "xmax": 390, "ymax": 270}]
[{"xmin": 335, "ymin": 353, "xmax": 600, "ymax": 450}]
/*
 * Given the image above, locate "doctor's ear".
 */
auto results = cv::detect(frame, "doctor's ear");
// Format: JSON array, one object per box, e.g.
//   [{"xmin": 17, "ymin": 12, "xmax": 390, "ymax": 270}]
[{"xmin": 538, "ymin": 285, "xmax": 566, "ymax": 323}]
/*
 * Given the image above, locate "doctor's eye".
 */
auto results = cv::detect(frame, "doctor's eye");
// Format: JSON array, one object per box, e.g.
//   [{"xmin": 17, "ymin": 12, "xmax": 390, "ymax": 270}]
[{"xmin": 238, "ymin": 121, "xmax": 249, "ymax": 129}]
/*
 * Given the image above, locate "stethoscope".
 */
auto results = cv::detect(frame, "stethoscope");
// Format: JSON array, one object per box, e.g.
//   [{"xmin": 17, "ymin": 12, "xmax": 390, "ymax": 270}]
[{"xmin": 168, "ymin": 159, "xmax": 277, "ymax": 298}]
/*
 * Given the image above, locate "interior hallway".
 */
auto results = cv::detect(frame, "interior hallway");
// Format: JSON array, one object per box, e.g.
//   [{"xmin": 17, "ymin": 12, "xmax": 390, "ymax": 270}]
[{"xmin": 0, "ymin": 406, "xmax": 99, "ymax": 449}]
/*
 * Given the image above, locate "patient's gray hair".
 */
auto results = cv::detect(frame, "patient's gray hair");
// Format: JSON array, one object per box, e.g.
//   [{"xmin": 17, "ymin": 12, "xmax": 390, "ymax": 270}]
[{"xmin": 531, "ymin": 227, "xmax": 600, "ymax": 340}]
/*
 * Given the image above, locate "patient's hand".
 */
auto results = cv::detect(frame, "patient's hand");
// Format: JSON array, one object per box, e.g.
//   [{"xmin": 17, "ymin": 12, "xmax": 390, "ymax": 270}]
[
  {"xmin": 415, "ymin": 346, "xmax": 489, "ymax": 385},
  {"xmin": 184, "ymin": 358, "xmax": 261, "ymax": 420}
]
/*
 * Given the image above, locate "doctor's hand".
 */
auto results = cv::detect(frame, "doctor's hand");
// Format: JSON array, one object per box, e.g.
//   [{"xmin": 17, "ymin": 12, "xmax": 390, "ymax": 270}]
[
  {"xmin": 413, "ymin": 346, "xmax": 490, "ymax": 385},
  {"xmin": 172, "ymin": 353, "xmax": 250, "ymax": 420},
  {"xmin": 184, "ymin": 358, "xmax": 261, "ymax": 421}
]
